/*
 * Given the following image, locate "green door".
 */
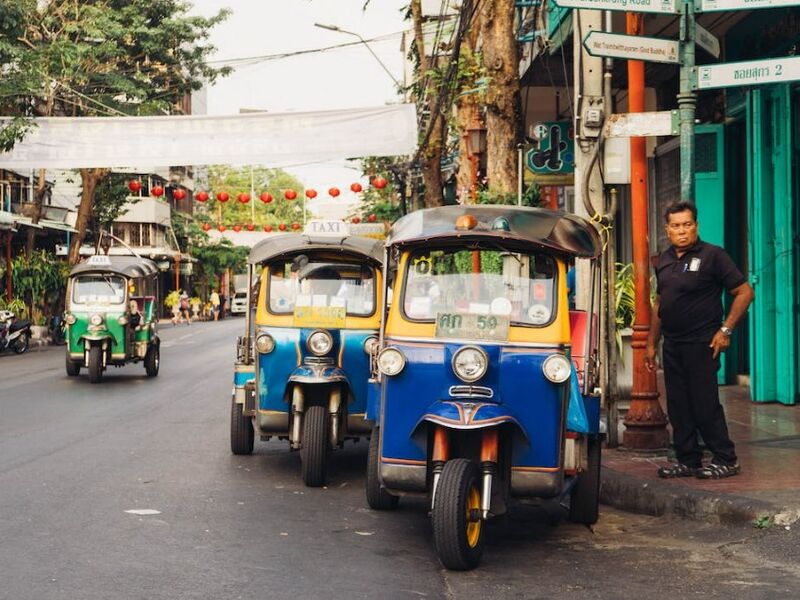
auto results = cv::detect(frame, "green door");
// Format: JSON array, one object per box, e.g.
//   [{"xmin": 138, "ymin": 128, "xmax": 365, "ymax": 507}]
[{"xmin": 747, "ymin": 85, "xmax": 798, "ymax": 405}]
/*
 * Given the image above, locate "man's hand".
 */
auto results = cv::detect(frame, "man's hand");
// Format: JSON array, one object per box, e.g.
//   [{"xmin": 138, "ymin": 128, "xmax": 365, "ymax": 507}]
[
  {"xmin": 709, "ymin": 330, "xmax": 731, "ymax": 359},
  {"xmin": 645, "ymin": 343, "xmax": 658, "ymax": 372}
]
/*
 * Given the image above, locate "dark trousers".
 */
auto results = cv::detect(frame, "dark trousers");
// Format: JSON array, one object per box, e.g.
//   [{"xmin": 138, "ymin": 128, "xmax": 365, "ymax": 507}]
[{"xmin": 662, "ymin": 339, "xmax": 737, "ymax": 467}]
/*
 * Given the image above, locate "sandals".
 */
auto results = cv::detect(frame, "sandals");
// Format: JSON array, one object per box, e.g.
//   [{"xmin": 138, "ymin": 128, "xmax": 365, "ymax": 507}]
[
  {"xmin": 695, "ymin": 462, "xmax": 741, "ymax": 479},
  {"xmin": 657, "ymin": 463, "xmax": 698, "ymax": 478}
]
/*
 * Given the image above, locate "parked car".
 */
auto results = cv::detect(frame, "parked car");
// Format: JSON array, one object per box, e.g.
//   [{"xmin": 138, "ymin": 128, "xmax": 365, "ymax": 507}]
[{"xmin": 229, "ymin": 292, "xmax": 248, "ymax": 316}]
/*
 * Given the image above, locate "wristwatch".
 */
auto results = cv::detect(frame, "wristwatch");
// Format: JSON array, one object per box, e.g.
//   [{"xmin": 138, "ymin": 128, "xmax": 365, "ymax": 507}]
[{"xmin": 720, "ymin": 325, "xmax": 733, "ymax": 336}]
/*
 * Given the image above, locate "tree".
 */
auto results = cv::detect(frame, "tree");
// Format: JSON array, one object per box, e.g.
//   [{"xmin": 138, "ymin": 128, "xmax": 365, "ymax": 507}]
[{"xmin": 0, "ymin": 0, "xmax": 231, "ymax": 264}]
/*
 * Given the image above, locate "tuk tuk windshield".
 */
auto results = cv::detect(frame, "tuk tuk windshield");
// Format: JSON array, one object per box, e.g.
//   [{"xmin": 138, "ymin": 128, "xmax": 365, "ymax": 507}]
[
  {"xmin": 267, "ymin": 260, "xmax": 376, "ymax": 316},
  {"xmin": 403, "ymin": 247, "xmax": 557, "ymax": 326},
  {"xmin": 72, "ymin": 275, "xmax": 127, "ymax": 305}
]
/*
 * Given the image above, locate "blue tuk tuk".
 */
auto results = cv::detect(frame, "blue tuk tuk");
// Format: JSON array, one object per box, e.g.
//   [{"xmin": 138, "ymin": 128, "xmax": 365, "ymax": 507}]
[{"xmin": 366, "ymin": 205, "xmax": 603, "ymax": 569}]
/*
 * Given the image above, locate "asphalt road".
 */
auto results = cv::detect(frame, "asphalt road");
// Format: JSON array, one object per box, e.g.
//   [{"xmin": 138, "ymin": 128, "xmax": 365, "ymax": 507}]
[{"xmin": 1, "ymin": 319, "xmax": 798, "ymax": 599}]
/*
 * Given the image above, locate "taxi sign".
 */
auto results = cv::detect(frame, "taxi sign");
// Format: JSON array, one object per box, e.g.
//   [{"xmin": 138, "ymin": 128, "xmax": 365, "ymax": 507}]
[
  {"xmin": 293, "ymin": 306, "xmax": 346, "ymax": 328},
  {"xmin": 87, "ymin": 255, "xmax": 112, "ymax": 266},
  {"xmin": 304, "ymin": 219, "xmax": 350, "ymax": 237}
]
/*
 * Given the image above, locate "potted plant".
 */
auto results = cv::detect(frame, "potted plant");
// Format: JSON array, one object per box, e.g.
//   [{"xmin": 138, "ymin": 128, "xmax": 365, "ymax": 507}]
[
  {"xmin": 190, "ymin": 297, "xmax": 202, "ymax": 319},
  {"xmin": 164, "ymin": 290, "xmax": 181, "ymax": 320}
]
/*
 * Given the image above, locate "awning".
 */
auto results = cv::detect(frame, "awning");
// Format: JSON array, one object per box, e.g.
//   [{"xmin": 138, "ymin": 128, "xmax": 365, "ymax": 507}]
[
  {"xmin": 6, "ymin": 214, "xmax": 75, "ymax": 233},
  {"xmin": 0, "ymin": 104, "xmax": 418, "ymax": 170},
  {"xmin": 0, "ymin": 211, "xmax": 18, "ymax": 231}
]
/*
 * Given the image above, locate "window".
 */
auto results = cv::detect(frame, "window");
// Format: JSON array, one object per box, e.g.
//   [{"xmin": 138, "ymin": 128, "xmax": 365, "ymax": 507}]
[{"xmin": 73, "ymin": 275, "xmax": 126, "ymax": 305}]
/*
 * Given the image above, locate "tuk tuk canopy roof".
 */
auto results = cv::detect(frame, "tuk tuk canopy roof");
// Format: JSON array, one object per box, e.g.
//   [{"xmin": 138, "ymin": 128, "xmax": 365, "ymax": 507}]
[
  {"xmin": 386, "ymin": 205, "xmax": 602, "ymax": 258},
  {"xmin": 69, "ymin": 255, "xmax": 160, "ymax": 279},
  {"xmin": 248, "ymin": 234, "xmax": 384, "ymax": 266}
]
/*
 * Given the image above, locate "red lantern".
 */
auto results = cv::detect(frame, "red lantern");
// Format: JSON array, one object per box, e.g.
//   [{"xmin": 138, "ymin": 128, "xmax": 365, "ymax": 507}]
[
  {"xmin": 216, "ymin": 191, "xmax": 229, "ymax": 203},
  {"xmin": 328, "ymin": 187, "xmax": 340, "ymax": 197},
  {"xmin": 278, "ymin": 223, "xmax": 287, "ymax": 231},
  {"xmin": 217, "ymin": 224, "xmax": 227, "ymax": 232},
  {"xmin": 201, "ymin": 223, "xmax": 211, "ymax": 232},
  {"xmin": 128, "ymin": 180, "xmax": 142, "ymax": 193},
  {"xmin": 260, "ymin": 192, "xmax": 273, "ymax": 204},
  {"xmin": 246, "ymin": 223, "xmax": 255, "ymax": 231},
  {"xmin": 237, "ymin": 192, "xmax": 250, "ymax": 204},
  {"xmin": 151, "ymin": 185, "xmax": 164, "ymax": 197},
  {"xmin": 284, "ymin": 189, "xmax": 297, "ymax": 200},
  {"xmin": 372, "ymin": 177, "xmax": 388, "ymax": 189},
  {"xmin": 350, "ymin": 182, "xmax": 363, "ymax": 193},
  {"xmin": 233, "ymin": 224, "xmax": 242, "ymax": 232},
  {"xmin": 368, "ymin": 213, "xmax": 377, "ymax": 223},
  {"xmin": 351, "ymin": 216, "xmax": 361, "ymax": 224},
  {"xmin": 196, "ymin": 191, "xmax": 209, "ymax": 202},
  {"xmin": 264, "ymin": 224, "xmax": 273, "ymax": 232},
  {"xmin": 291, "ymin": 222, "xmax": 300, "ymax": 231},
  {"xmin": 305, "ymin": 189, "xmax": 317, "ymax": 199}
]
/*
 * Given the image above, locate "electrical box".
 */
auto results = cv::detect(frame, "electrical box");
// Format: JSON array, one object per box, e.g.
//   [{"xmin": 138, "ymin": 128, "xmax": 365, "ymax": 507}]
[{"xmin": 603, "ymin": 137, "xmax": 631, "ymax": 184}]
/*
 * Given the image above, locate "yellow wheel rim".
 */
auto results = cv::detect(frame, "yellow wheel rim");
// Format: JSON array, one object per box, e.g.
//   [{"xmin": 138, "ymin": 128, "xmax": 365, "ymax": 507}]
[{"xmin": 465, "ymin": 486, "xmax": 482, "ymax": 548}]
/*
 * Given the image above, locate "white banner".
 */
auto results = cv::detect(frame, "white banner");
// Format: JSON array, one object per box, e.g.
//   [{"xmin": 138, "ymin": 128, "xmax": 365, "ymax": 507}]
[{"xmin": 0, "ymin": 104, "xmax": 417, "ymax": 169}]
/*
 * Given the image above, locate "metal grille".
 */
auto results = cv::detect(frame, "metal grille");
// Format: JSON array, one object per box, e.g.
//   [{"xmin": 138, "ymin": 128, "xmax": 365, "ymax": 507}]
[
  {"xmin": 448, "ymin": 385, "xmax": 494, "ymax": 399},
  {"xmin": 696, "ymin": 132, "xmax": 718, "ymax": 173}
]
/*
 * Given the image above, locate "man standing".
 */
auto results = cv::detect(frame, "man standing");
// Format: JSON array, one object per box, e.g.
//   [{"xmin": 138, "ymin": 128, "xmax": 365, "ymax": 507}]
[
  {"xmin": 646, "ymin": 201, "xmax": 754, "ymax": 479},
  {"xmin": 210, "ymin": 289, "xmax": 220, "ymax": 321}
]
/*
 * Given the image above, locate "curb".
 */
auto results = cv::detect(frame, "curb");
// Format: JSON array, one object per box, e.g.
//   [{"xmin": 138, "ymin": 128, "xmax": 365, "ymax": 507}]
[{"xmin": 600, "ymin": 467, "xmax": 781, "ymax": 525}]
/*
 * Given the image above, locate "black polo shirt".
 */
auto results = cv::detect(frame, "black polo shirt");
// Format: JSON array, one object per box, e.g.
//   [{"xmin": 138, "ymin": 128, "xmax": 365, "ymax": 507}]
[{"xmin": 655, "ymin": 240, "xmax": 747, "ymax": 343}]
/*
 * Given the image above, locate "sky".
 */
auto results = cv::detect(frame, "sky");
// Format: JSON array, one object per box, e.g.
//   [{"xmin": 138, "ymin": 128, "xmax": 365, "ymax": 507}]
[{"xmin": 189, "ymin": 0, "xmax": 410, "ymax": 218}]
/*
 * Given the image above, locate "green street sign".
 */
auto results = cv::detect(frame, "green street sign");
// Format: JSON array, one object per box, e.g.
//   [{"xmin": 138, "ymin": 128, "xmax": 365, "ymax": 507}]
[
  {"xmin": 698, "ymin": 0, "xmax": 800, "ymax": 12},
  {"xmin": 583, "ymin": 31, "xmax": 679, "ymax": 64},
  {"xmin": 552, "ymin": 0, "xmax": 678, "ymax": 15},
  {"xmin": 694, "ymin": 55, "xmax": 800, "ymax": 90}
]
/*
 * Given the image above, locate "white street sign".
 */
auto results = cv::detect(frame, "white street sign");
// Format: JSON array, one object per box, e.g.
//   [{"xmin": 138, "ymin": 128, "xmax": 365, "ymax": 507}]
[
  {"xmin": 603, "ymin": 111, "xmax": 679, "ymax": 138},
  {"xmin": 695, "ymin": 55, "xmax": 800, "ymax": 90},
  {"xmin": 552, "ymin": 0, "xmax": 678, "ymax": 14},
  {"xmin": 695, "ymin": 23, "xmax": 720, "ymax": 59},
  {"xmin": 583, "ymin": 32, "xmax": 679, "ymax": 64},
  {"xmin": 699, "ymin": 0, "xmax": 800, "ymax": 12}
]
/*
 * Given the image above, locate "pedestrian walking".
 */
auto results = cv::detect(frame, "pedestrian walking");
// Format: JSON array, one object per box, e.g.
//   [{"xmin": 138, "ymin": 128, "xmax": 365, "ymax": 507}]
[
  {"xmin": 172, "ymin": 290, "xmax": 191, "ymax": 326},
  {"xmin": 210, "ymin": 289, "xmax": 220, "ymax": 321},
  {"xmin": 646, "ymin": 201, "xmax": 754, "ymax": 480}
]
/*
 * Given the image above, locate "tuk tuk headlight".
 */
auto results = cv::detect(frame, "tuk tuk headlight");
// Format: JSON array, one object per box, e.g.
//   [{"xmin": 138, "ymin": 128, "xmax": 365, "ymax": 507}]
[
  {"xmin": 255, "ymin": 333, "xmax": 275, "ymax": 354},
  {"xmin": 307, "ymin": 330, "xmax": 333, "ymax": 356},
  {"xmin": 452, "ymin": 346, "xmax": 488, "ymax": 383},
  {"xmin": 90, "ymin": 313, "xmax": 103, "ymax": 326},
  {"xmin": 363, "ymin": 336, "xmax": 380, "ymax": 355},
  {"xmin": 377, "ymin": 347, "xmax": 405, "ymax": 376},
  {"xmin": 542, "ymin": 354, "xmax": 571, "ymax": 384},
  {"xmin": 117, "ymin": 315, "xmax": 128, "ymax": 325},
  {"xmin": 64, "ymin": 313, "xmax": 76, "ymax": 325}
]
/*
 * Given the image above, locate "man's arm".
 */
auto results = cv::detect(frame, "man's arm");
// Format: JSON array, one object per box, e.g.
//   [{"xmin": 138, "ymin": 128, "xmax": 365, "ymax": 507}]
[
  {"xmin": 645, "ymin": 295, "xmax": 661, "ymax": 372},
  {"xmin": 709, "ymin": 282, "xmax": 755, "ymax": 359}
]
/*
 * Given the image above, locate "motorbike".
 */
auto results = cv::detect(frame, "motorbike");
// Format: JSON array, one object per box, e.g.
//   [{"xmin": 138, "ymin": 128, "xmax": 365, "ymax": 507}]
[
  {"xmin": 50, "ymin": 314, "xmax": 66, "ymax": 346},
  {"xmin": 0, "ymin": 310, "xmax": 32, "ymax": 355}
]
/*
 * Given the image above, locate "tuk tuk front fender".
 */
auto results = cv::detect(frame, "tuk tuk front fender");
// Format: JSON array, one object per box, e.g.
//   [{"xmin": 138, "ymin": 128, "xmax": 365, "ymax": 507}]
[
  {"xmin": 288, "ymin": 364, "xmax": 348, "ymax": 385},
  {"xmin": 78, "ymin": 332, "xmax": 116, "ymax": 345},
  {"xmin": 413, "ymin": 400, "xmax": 528, "ymax": 442}
]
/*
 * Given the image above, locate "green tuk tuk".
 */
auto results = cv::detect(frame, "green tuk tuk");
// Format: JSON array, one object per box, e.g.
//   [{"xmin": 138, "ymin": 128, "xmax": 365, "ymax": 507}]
[{"xmin": 65, "ymin": 254, "xmax": 161, "ymax": 383}]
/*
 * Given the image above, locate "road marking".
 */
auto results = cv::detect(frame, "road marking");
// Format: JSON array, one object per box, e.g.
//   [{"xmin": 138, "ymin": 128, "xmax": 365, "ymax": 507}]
[{"xmin": 125, "ymin": 509, "xmax": 161, "ymax": 515}]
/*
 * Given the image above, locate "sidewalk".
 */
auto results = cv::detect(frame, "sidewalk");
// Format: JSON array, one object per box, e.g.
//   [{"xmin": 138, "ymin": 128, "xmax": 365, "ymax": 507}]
[{"xmin": 601, "ymin": 382, "xmax": 800, "ymax": 526}]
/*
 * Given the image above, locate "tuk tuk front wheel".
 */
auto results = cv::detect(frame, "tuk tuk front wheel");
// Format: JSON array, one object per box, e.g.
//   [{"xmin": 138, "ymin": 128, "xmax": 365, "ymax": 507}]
[
  {"xmin": 432, "ymin": 458, "xmax": 485, "ymax": 571},
  {"xmin": 144, "ymin": 344, "xmax": 160, "ymax": 377},
  {"xmin": 365, "ymin": 427, "xmax": 398, "ymax": 510},
  {"xmin": 65, "ymin": 353, "xmax": 81, "ymax": 376},
  {"xmin": 569, "ymin": 434, "xmax": 601, "ymax": 525},
  {"xmin": 230, "ymin": 398, "xmax": 254, "ymax": 455},
  {"xmin": 87, "ymin": 345, "xmax": 103, "ymax": 384},
  {"xmin": 301, "ymin": 405, "xmax": 329, "ymax": 487}
]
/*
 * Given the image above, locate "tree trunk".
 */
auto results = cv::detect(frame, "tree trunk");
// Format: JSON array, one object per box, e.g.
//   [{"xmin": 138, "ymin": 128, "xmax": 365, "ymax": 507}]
[
  {"xmin": 481, "ymin": 0, "xmax": 521, "ymax": 195},
  {"xmin": 69, "ymin": 168, "xmax": 110, "ymax": 265},
  {"xmin": 411, "ymin": 0, "xmax": 445, "ymax": 208},
  {"xmin": 25, "ymin": 169, "xmax": 47, "ymax": 257}
]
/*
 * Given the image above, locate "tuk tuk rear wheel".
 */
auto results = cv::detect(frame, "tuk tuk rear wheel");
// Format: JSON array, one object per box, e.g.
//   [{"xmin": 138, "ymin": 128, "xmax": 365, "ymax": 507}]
[
  {"xmin": 65, "ymin": 353, "xmax": 81, "ymax": 376},
  {"xmin": 144, "ymin": 344, "xmax": 159, "ymax": 377},
  {"xmin": 432, "ymin": 458, "xmax": 484, "ymax": 570},
  {"xmin": 301, "ymin": 405, "xmax": 329, "ymax": 487},
  {"xmin": 365, "ymin": 427, "xmax": 398, "ymax": 510},
  {"xmin": 87, "ymin": 345, "xmax": 103, "ymax": 384},
  {"xmin": 230, "ymin": 398, "xmax": 254, "ymax": 455},
  {"xmin": 569, "ymin": 434, "xmax": 601, "ymax": 525}
]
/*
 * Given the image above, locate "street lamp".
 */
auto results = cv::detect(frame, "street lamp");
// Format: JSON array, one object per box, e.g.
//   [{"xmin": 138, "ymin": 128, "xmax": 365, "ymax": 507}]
[{"xmin": 314, "ymin": 23, "xmax": 402, "ymax": 88}]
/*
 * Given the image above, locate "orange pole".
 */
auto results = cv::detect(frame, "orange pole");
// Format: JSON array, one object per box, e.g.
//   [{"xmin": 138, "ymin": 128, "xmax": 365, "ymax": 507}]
[
  {"xmin": 432, "ymin": 426, "xmax": 449, "ymax": 463},
  {"xmin": 480, "ymin": 428, "xmax": 499, "ymax": 463},
  {"xmin": 623, "ymin": 14, "xmax": 668, "ymax": 449}
]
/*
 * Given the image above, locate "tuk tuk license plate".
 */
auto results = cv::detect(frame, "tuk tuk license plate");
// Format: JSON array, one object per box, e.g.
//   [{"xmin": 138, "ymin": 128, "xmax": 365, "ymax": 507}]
[
  {"xmin": 293, "ymin": 306, "xmax": 346, "ymax": 328},
  {"xmin": 435, "ymin": 312, "xmax": 509, "ymax": 342}
]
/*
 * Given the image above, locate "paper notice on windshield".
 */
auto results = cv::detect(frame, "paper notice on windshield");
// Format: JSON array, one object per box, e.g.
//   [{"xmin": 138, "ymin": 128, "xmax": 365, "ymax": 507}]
[
  {"xmin": 294, "ymin": 306, "xmax": 346, "ymax": 328},
  {"xmin": 435, "ymin": 312, "xmax": 509, "ymax": 341}
]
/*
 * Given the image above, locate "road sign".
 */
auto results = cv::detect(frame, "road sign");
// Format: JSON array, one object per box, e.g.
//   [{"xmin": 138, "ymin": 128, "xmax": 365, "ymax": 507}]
[
  {"xmin": 695, "ymin": 55, "xmax": 800, "ymax": 90},
  {"xmin": 552, "ymin": 0, "xmax": 678, "ymax": 14},
  {"xmin": 695, "ymin": 23, "xmax": 720, "ymax": 59},
  {"xmin": 699, "ymin": 0, "xmax": 800, "ymax": 12},
  {"xmin": 583, "ymin": 31, "xmax": 679, "ymax": 64},
  {"xmin": 603, "ymin": 111, "xmax": 679, "ymax": 138}
]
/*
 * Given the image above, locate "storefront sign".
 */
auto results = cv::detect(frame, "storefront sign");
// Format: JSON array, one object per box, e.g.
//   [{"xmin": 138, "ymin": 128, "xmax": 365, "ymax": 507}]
[{"xmin": 526, "ymin": 122, "xmax": 574, "ymax": 177}]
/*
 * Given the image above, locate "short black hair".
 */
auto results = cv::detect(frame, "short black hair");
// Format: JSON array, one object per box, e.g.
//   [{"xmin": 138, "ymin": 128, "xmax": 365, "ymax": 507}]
[{"xmin": 664, "ymin": 201, "xmax": 697, "ymax": 223}]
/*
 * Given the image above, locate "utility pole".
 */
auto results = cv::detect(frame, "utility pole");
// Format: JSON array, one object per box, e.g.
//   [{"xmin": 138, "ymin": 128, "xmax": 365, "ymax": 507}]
[{"xmin": 678, "ymin": 0, "xmax": 696, "ymax": 202}]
